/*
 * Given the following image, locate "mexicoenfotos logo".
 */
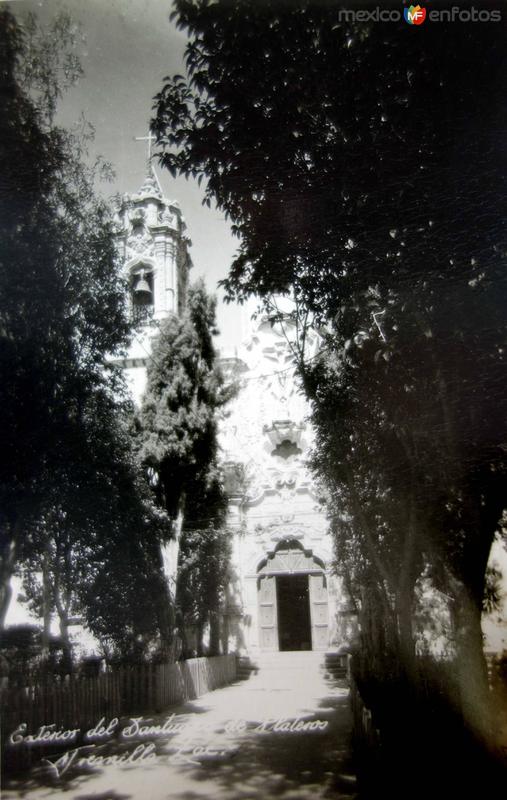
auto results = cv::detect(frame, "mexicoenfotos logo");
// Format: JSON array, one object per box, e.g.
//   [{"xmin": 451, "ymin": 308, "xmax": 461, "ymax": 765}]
[
  {"xmin": 404, "ymin": 5, "xmax": 427, "ymax": 25},
  {"xmin": 335, "ymin": 5, "xmax": 501, "ymax": 24}
]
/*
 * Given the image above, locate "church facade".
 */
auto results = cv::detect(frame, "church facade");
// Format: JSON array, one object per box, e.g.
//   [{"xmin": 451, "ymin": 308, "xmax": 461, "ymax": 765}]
[{"xmin": 218, "ymin": 318, "xmax": 351, "ymax": 655}]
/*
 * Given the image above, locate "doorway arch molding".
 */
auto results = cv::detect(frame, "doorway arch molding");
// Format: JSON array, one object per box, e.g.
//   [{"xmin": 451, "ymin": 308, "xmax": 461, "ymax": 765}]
[
  {"xmin": 257, "ymin": 538, "xmax": 326, "ymax": 577},
  {"xmin": 246, "ymin": 536, "xmax": 329, "ymax": 578}
]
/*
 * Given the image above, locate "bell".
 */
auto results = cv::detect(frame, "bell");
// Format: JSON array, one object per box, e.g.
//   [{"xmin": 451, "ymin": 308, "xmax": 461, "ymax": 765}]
[{"xmin": 133, "ymin": 274, "xmax": 152, "ymax": 304}]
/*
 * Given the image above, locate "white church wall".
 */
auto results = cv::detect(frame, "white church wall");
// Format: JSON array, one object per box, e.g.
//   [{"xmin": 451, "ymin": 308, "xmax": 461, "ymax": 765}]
[{"xmin": 219, "ymin": 307, "xmax": 344, "ymax": 655}]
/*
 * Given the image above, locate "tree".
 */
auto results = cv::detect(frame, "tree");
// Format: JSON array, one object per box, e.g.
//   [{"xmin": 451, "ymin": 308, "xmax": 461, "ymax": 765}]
[
  {"xmin": 17, "ymin": 398, "xmax": 174, "ymax": 664},
  {"xmin": 136, "ymin": 279, "xmax": 234, "ymax": 630},
  {"xmin": 0, "ymin": 10, "xmax": 173, "ymax": 663},
  {"xmin": 153, "ymin": 0, "xmax": 507, "ymax": 758},
  {"xmin": 0, "ymin": 624, "xmax": 69, "ymax": 682},
  {"xmin": 0, "ymin": 8, "xmax": 129, "ymax": 624}
]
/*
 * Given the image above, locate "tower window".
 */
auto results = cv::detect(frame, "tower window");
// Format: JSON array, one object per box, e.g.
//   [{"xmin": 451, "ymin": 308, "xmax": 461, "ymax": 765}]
[{"xmin": 131, "ymin": 269, "xmax": 154, "ymax": 323}]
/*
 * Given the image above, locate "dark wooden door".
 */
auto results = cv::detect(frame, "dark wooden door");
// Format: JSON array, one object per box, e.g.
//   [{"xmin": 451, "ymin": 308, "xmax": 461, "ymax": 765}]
[{"xmin": 277, "ymin": 574, "xmax": 312, "ymax": 651}]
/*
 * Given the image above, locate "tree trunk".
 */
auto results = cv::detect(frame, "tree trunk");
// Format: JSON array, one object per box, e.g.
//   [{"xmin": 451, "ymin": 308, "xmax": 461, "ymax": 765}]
[
  {"xmin": 0, "ymin": 577, "xmax": 12, "ymax": 631},
  {"xmin": 396, "ymin": 493, "xmax": 418, "ymax": 670},
  {"xmin": 161, "ymin": 496, "xmax": 186, "ymax": 601},
  {"xmin": 158, "ymin": 499, "xmax": 186, "ymax": 656},
  {"xmin": 196, "ymin": 621, "xmax": 204, "ymax": 657},
  {"xmin": 58, "ymin": 612, "xmax": 73, "ymax": 674},
  {"xmin": 0, "ymin": 519, "xmax": 20, "ymax": 629},
  {"xmin": 209, "ymin": 610, "xmax": 220, "ymax": 656},
  {"xmin": 155, "ymin": 537, "xmax": 176, "ymax": 656},
  {"xmin": 157, "ymin": 591, "xmax": 175, "ymax": 656},
  {"xmin": 451, "ymin": 584, "xmax": 492, "ymax": 746},
  {"xmin": 396, "ymin": 589, "xmax": 415, "ymax": 664},
  {"xmin": 41, "ymin": 546, "xmax": 52, "ymax": 662},
  {"xmin": 179, "ymin": 619, "xmax": 190, "ymax": 660},
  {"xmin": 54, "ymin": 586, "xmax": 73, "ymax": 674}
]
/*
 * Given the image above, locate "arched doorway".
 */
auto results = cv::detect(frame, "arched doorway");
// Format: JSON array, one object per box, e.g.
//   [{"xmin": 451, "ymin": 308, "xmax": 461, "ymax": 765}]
[{"xmin": 257, "ymin": 540, "xmax": 329, "ymax": 651}]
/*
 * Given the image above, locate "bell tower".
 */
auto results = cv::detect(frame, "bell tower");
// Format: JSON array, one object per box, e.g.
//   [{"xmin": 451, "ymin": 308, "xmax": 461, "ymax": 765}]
[{"xmin": 112, "ymin": 157, "xmax": 192, "ymax": 403}]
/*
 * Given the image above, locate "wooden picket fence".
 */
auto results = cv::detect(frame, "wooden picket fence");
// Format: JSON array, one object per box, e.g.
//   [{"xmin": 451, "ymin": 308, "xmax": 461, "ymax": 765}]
[{"xmin": 1, "ymin": 655, "xmax": 237, "ymax": 738}]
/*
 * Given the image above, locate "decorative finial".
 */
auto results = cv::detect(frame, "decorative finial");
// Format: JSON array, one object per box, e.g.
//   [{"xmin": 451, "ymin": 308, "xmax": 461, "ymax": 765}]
[{"xmin": 139, "ymin": 162, "xmax": 162, "ymax": 197}]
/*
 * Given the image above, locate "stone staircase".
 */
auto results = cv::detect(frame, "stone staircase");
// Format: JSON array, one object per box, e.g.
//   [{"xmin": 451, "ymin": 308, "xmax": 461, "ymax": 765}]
[
  {"xmin": 235, "ymin": 650, "xmax": 348, "ymax": 683},
  {"xmin": 323, "ymin": 651, "xmax": 349, "ymax": 680}
]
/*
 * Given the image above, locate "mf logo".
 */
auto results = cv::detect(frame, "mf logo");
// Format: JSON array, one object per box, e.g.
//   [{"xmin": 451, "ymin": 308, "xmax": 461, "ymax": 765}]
[{"xmin": 404, "ymin": 4, "xmax": 427, "ymax": 25}]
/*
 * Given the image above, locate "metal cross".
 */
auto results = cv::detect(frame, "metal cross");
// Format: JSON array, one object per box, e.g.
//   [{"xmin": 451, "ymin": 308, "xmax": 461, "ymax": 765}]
[{"xmin": 134, "ymin": 131, "xmax": 156, "ymax": 161}]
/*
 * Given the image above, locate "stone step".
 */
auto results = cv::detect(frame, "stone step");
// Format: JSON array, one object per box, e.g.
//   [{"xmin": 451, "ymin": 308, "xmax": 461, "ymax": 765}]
[
  {"xmin": 251, "ymin": 653, "xmax": 324, "ymax": 667},
  {"xmin": 324, "ymin": 653, "xmax": 349, "ymax": 672},
  {"xmin": 241, "ymin": 654, "xmax": 326, "ymax": 680},
  {"xmin": 236, "ymin": 651, "xmax": 349, "ymax": 684},
  {"xmin": 323, "ymin": 654, "xmax": 349, "ymax": 679}
]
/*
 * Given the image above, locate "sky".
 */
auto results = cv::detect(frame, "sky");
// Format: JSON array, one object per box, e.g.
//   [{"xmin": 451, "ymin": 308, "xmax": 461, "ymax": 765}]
[{"xmin": 13, "ymin": 0, "xmax": 244, "ymax": 347}]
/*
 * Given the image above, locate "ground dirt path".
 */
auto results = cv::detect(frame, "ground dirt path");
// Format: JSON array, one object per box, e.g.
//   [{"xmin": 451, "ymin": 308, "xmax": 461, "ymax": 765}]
[{"xmin": 3, "ymin": 652, "xmax": 357, "ymax": 800}]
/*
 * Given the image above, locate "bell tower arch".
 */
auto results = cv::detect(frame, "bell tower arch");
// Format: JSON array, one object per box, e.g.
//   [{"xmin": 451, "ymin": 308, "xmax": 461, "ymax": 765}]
[
  {"xmin": 111, "ymin": 162, "xmax": 192, "ymax": 403},
  {"xmin": 115, "ymin": 165, "xmax": 192, "ymax": 319}
]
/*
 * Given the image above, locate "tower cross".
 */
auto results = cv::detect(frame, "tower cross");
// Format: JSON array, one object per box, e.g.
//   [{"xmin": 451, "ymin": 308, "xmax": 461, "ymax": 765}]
[{"xmin": 134, "ymin": 131, "xmax": 156, "ymax": 161}]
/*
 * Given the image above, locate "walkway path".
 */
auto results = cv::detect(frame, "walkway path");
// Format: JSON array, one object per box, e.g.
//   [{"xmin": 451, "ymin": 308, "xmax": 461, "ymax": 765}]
[{"xmin": 3, "ymin": 652, "xmax": 357, "ymax": 800}]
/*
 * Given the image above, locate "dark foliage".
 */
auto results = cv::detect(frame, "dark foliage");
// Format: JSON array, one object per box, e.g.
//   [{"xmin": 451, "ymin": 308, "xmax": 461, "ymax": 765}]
[
  {"xmin": 136, "ymin": 279, "xmax": 234, "ymax": 653},
  {"xmin": 0, "ymin": 10, "xmax": 172, "ymax": 662},
  {"xmin": 137, "ymin": 279, "xmax": 231, "ymax": 519},
  {"xmin": 177, "ymin": 475, "xmax": 231, "ymax": 657}
]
